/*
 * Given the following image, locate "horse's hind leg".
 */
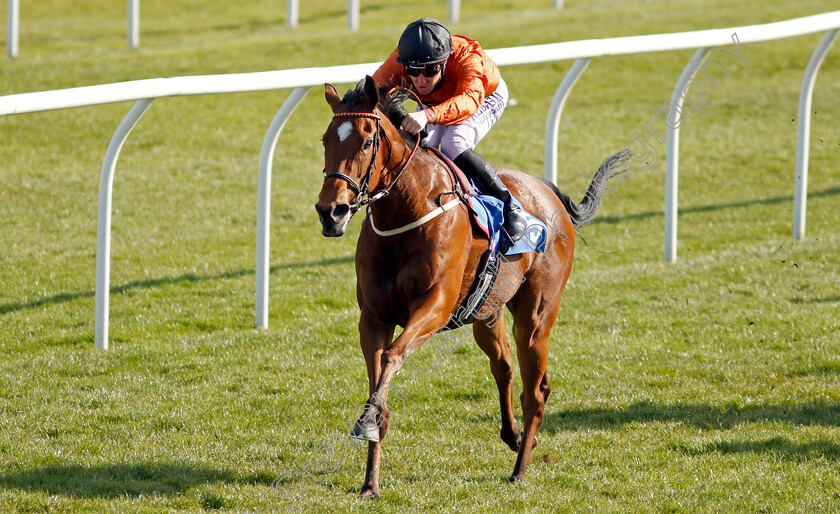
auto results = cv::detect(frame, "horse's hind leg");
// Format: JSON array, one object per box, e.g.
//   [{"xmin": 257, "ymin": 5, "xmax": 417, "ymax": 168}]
[
  {"xmin": 508, "ymin": 295, "xmax": 560, "ymax": 482},
  {"xmin": 473, "ymin": 318, "xmax": 521, "ymax": 452}
]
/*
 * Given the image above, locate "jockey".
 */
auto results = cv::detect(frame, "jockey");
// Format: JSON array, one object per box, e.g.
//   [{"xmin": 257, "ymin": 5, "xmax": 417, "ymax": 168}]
[{"xmin": 373, "ymin": 18, "xmax": 528, "ymax": 243}]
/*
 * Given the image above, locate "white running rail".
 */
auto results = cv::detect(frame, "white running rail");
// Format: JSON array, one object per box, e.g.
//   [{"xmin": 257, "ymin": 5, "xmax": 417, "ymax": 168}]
[{"xmin": 1, "ymin": 11, "xmax": 837, "ymax": 348}]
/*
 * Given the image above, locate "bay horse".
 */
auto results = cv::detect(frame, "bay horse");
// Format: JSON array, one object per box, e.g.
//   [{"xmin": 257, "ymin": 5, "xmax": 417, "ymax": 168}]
[{"xmin": 315, "ymin": 76, "xmax": 628, "ymax": 498}]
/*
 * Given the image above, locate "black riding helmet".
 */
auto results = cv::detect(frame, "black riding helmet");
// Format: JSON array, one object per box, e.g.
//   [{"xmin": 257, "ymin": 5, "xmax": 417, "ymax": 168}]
[{"xmin": 396, "ymin": 18, "xmax": 453, "ymax": 66}]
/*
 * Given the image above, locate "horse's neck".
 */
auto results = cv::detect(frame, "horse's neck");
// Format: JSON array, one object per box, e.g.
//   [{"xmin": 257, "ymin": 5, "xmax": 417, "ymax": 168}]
[{"xmin": 370, "ymin": 148, "xmax": 453, "ymax": 228}]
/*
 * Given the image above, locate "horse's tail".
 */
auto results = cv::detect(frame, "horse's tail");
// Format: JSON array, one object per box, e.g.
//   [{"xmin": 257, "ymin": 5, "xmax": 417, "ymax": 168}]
[{"xmin": 537, "ymin": 149, "xmax": 630, "ymax": 229}]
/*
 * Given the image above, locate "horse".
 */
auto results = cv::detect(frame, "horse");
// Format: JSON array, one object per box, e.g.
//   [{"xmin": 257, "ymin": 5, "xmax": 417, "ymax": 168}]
[{"xmin": 315, "ymin": 75, "xmax": 628, "ymax": 498}]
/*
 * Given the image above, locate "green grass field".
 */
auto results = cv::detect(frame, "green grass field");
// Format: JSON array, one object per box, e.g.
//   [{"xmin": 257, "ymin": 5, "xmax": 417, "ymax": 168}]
[{"xmin": 2, "ymin": 0, "xmax": 839, "ymax": 511}]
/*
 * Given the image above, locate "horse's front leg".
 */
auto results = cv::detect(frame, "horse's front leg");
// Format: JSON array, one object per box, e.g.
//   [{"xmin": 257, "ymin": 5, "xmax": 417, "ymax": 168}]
[
  {"xmin": 351, "ymin": 290, "xmax": 453, "ymax": 497},
  {"xmin": 355, "ymin": 308, "xmax": 394, "ymax": 499}
]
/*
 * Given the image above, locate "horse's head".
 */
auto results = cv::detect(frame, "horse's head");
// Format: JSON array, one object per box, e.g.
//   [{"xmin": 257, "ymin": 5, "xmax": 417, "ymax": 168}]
[{"xmin": 316, "ymin": 75, "xmax": 389, "ymax": 237}]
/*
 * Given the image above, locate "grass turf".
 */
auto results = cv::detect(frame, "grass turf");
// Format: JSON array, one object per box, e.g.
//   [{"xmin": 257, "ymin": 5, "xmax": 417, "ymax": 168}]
[{"xmin": 1, "ymin": 0, "xmax": 839, "ymax": 511}]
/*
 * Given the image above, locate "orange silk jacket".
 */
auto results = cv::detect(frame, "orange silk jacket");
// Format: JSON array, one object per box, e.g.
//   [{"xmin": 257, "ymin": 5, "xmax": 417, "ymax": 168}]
[{"xmin": 372, "ymin": 35, "xmax": 501, "ymax": 126}]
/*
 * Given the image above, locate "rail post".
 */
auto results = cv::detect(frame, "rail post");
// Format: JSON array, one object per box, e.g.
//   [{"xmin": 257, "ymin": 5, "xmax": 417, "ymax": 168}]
[
  {"xmin": 793, "ymin": 29, "xmax": 838, "ymax": 240},
  {"xmin": 664, "ymin": 48, "xmax": 710, "ymax": 263},
  {"xmin": 128, "ymin": 0, "xmax": 139, "ymax": 47},
  {"xmin": 95, "ymin": 99, "xmax": 155, "ymax": 350},
  {"xmin": 7, "ymin": 0, "xmax": 18, "ymax": 58},
  {"xmin": 255, "ymin": 87, "xmax": 310, "ymax": 329},
  {"xmin": 544, "ymin": 58, "xmax": 590, "ymax": 185}
]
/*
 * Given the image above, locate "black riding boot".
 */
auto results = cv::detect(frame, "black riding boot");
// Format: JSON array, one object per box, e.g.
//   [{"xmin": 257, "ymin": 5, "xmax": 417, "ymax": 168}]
[{"xmin": 454, "ymin": 149, "xmax": 529, "ymax": 243}]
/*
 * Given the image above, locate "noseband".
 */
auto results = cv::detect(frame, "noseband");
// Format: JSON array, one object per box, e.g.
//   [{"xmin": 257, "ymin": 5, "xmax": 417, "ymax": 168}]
[{"xmin": 323, "ymin": 102, "xmax": 420, "ymax": 214}]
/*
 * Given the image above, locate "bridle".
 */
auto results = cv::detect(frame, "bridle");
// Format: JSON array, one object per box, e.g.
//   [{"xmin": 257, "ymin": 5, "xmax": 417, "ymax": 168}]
[{"xmin": 323, "ymin": 90, "xmax": 421, "ymax": 214}]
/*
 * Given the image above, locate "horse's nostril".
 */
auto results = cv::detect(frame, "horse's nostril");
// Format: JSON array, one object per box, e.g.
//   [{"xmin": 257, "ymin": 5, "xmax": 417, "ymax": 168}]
[
  {"xmin": 333, "ymin": 204, "xmax": 350, "ymax": 219},
  {"xmin": 315, "ymin": 204, "xmax": 330, "ymax": 220}
]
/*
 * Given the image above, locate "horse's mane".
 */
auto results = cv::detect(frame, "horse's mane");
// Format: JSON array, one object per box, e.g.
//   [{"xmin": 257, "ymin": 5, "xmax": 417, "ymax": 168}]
[
  {"xmin": 342, "ymin": 80, "xmax": 412, "ymax": 141},
  {"xmin": 379, "ymin": 88, "xmax": 410, "ymax": 123}
]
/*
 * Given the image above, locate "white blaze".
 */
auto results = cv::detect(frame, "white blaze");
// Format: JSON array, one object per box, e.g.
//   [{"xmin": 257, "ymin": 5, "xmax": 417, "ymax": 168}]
[{"xmin": 337, "ymin": 121, "xmax": 353, "ymax": 142}]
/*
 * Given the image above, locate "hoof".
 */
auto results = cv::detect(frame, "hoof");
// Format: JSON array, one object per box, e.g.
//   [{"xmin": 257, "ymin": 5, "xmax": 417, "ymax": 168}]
[
  {"xmin": 501, "ymin": 429, "xmax": 521, "ymax": 453},
  {"xmin": 507, "ymin": 473, "xmax": 526, "ymax": 483},
  {"xmin": 349, "ymin": 418, "xmax": 380, "ymax": 442},
  {"xmin": 359, "ymin": 486, "xmax": 379, "ymax": 499},
  {"xmin": 502, "ymin": 431, "xmax": 537, "ymax": 453},
  {"xmin": 512, "ymin": 433, "xmax": 538, "ymax": 450}
]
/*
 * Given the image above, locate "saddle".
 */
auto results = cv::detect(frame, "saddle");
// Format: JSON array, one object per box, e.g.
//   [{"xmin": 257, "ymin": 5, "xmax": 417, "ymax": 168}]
[{"xmin": 426, "ymin": 147, "xmax": 548, "ymax": 331}]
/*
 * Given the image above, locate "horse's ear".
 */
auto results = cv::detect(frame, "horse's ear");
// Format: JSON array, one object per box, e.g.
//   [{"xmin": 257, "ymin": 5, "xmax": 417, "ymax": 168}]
[
  {"xmin": 363, "ymin": 75, "xmax": 380, "ymax": 110},
  {"xmin": 325, "ymin": 83, "xmax": 341, "ymax": 113}
]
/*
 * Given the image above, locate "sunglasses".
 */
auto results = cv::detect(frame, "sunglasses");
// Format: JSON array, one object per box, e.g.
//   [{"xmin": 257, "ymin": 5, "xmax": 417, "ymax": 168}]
[{"xmin": 406, "ymin": 63, "xmax": 443, "ymax": 77}]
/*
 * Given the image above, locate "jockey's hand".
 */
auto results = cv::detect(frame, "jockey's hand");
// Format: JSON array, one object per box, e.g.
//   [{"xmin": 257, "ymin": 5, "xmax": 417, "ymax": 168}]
[{"xmin": 401, "ymin": 111, "xmax": 428, "ymax": 134}]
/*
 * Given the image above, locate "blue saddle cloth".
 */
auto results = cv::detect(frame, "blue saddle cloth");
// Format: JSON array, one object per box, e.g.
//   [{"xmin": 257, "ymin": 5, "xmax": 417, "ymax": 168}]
[{"xmin": 464, "ymin": 182, "xmax": 547, "ymax": 259}]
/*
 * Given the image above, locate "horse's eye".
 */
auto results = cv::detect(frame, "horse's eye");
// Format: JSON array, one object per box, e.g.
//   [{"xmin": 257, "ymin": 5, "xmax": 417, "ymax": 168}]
[{"xmin": 363, "ymin": 139, "xmax": 373, "ymax": 151}]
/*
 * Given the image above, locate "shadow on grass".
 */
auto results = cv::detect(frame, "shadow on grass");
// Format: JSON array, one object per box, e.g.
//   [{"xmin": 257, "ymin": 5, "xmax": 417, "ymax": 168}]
[
  {"xmin": 788, "ymin": 362, "xmax": 840, "ymax": 377},
  {"xmin": 0, "ymin": 462, "xmax": 276, "ymax": 499},
  {"xmin": 790, "ymin": 294, "xmax": 840, "ymax": 304},
  {"xmin": 542, "ymin": 400, "xmax": 840, "ymax": 432},
  {"xmin": 0, "ymin": 255, "xmax": 354, "ymax": 316},
  {"xmin": 592, "ymin": 186, "xmax": 840, "ymax": 225},
  {"xmin": 673, "ymin": 436, "xmax": 840, "ymax": 462}
]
